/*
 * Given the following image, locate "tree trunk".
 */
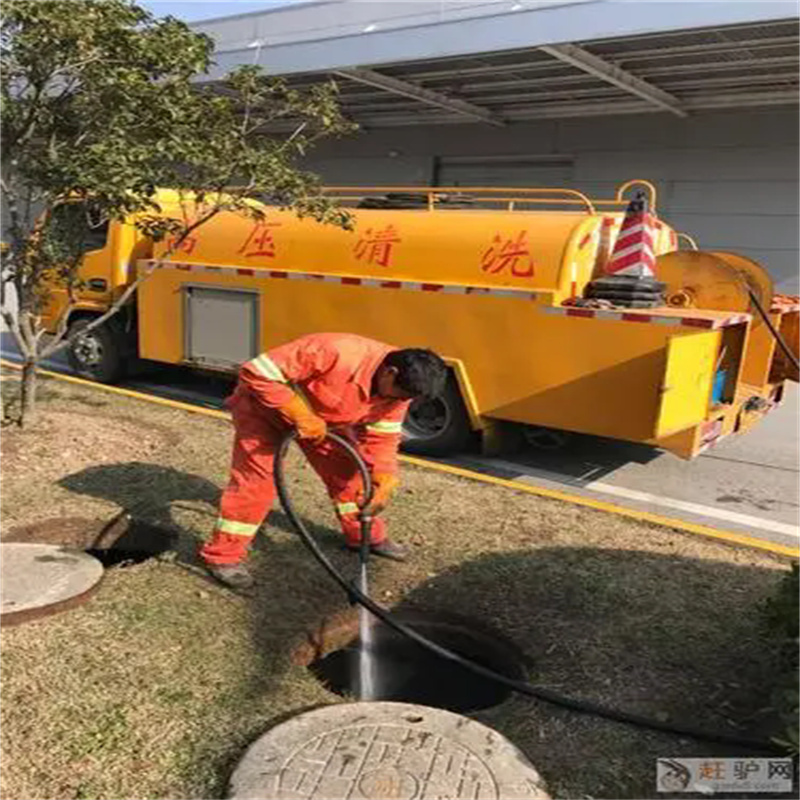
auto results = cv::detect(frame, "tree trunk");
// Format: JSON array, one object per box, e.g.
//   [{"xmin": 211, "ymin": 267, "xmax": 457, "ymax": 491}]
[{"xmin": 19, "ymin": 358, "xmax": 37, "ymax": 427}]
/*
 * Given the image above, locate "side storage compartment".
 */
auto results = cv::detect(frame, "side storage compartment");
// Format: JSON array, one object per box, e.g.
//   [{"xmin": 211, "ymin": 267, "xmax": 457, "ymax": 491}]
[
  {"xmin": 183, "ymin": 286, "xmax": 260, "ymax": 370},
  {"xmin": 654, "ymin": 331, "xmax": 718, "ymax": 439}
]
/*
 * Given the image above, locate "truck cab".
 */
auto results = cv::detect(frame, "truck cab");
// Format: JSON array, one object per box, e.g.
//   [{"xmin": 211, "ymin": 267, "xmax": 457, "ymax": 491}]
[{"xmin": 42, "ymin": 199, "xmax": 154, "ymax": 381}]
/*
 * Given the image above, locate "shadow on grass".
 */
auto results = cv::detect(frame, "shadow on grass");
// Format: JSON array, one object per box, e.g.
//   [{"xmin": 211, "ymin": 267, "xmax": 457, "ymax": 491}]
[
  {"xmin": 59, "ymin": 461, "xmax": 221, "ymax": 521},
  {"xmin": 58, "ymin": 461, "xmax": 344, "ymax": 559},
  {"xmin": 247, "ymin": 544, "xmax": 787, "ymax": 799}
]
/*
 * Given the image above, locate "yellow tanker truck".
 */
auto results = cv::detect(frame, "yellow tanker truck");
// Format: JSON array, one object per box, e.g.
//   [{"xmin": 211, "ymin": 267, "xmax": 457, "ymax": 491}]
[{"xmin": 41, "ymin": 179, "xmax": 799, "ymax": 459}]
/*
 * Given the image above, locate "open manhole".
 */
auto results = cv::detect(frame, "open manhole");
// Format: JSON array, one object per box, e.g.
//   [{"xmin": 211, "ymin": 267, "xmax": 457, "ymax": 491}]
[
  {"xmin": 308, "ymin": 609, "xmax": 528, "ymax": 713},
  {"xmin": 3, "ymin": 514, "xmax": 178, "ymax": 568}
]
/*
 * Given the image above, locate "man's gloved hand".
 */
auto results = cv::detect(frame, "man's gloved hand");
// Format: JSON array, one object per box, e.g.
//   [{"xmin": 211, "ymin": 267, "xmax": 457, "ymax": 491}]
[
  {"xmin": 279, "ymin": 394, "xmax": 327, "ymax": 444},
  {"xmin": 360, "ymin": 473, "xmax": 399, "ymax": 516}
]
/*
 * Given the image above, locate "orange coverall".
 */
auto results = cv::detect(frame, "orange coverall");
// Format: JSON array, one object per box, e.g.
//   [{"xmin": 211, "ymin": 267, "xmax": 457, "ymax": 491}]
[{"xmin": 201, "ymin": 333, "xmax": 411, "ymax": 565}]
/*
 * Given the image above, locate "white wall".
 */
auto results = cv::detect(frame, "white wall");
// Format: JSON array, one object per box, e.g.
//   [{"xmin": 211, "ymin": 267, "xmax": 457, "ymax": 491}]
[{"xmin": 305, "ymin": 107, "xmax": 799, "ymax": 291}]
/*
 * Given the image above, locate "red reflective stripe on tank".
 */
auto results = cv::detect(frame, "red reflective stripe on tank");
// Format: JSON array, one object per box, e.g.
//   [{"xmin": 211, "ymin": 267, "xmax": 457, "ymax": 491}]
[
  {"xmin": 621, "ymin": 314, "xmax": 651, "ymax": 323},
  {"xmin": 681, "ymin": 317, "xmax": 714, "ymax": 328}
]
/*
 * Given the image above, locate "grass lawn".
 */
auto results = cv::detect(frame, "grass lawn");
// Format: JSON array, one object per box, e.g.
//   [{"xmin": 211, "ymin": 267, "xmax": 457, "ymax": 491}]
[{"xmin": 0, "ymin": 368, "xmax": 793, "ymax": 799}]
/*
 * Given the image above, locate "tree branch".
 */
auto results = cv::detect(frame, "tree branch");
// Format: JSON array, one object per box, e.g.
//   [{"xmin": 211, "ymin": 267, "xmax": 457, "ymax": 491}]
[
  {"xmin": 9, "ymin": 80, "xmax": 44, "ymax": 152},
  {"xmin": 0, "ymin": 176, "xmax": 23, "ymax": 243},
  {"xmin": 48, "ymin": 53, "xmax": 102, "ymax": 81},
  {"xmin": 17, "ymin": 308, "xmax": 36, "ymax": 359},
  {"xmin": 1, "ymin": 309, "xmax": 30, "ymax": 359}
]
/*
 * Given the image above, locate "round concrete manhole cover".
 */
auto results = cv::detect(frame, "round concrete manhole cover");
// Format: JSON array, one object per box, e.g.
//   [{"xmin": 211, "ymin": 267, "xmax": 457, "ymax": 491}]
[
  {"xmin": 0, "ymin": 543, "xmax": 104, "ymax": 625},
  {"xmin": 229, "ymin": 701, "xmax": 550, "ymax": 800}
]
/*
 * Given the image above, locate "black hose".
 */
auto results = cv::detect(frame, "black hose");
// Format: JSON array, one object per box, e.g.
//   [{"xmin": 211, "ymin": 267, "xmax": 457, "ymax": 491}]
[
  {"xmin": 748, "ymin": 288, "xmax": 800, "ymax": 373},
  {"xmin": 275, "ymin": 430, "xmax": 784, "ymax": 754}
]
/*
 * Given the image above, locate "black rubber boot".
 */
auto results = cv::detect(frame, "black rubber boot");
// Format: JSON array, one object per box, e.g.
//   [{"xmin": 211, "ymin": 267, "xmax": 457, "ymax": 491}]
[{"xmin": 205, "ymin": 562, "xmax": 254, "ymax": 590}]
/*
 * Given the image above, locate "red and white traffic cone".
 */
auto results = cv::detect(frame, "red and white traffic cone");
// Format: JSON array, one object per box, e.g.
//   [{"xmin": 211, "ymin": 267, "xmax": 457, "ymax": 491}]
[{"xmin": 585, "ymin": 192, "xmax": 665, "ymax": 307}]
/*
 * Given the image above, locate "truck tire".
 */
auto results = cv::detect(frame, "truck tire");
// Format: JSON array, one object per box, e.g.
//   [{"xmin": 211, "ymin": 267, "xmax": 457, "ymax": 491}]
[
  {"xmin": 401, "ymin": 374, "xmax": 474, "ymax": 456},
  {"xmin": 66, "ymin": 317, "xmax": 125, "ymax": 383}
]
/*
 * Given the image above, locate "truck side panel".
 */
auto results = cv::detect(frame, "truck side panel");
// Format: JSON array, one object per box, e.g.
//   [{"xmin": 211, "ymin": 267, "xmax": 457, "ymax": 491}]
[{"xmin": 136, "ymin": 266, "xmax": 723, "ymax": 444}]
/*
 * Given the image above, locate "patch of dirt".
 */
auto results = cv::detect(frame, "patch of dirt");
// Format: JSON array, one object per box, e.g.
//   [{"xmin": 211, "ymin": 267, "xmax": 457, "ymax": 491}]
[{"xmin": 0, "ymin": 411, "xmax": 177, "ymax": 482}]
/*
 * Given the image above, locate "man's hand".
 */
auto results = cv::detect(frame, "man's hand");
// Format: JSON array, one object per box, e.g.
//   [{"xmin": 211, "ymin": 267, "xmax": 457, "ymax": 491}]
[
  {"xmin": 361, "ymin": 473, "xmax": 399, "ymax": 516},
  {"xmin": 295, "ymin": 412, "xmax": 327, "ymax": 443},
  {"xmin": 279, "ymin": 394, "xmax": 327, "ymax": 444}
]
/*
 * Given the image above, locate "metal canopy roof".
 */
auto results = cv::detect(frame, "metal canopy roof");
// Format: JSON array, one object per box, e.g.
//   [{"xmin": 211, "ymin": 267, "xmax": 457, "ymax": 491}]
[
  {"xmin": 194, "ymin": 1, "xmax": 799, "ymax": 128},
  {"xmin": 282, "ymin": 18, "xmax": 799, "ymax": 127}
]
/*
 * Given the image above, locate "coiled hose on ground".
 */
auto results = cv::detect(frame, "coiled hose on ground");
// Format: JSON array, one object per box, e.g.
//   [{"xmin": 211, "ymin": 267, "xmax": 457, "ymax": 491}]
[{"xmin": 274, "ymin": 430, "xmax": 784, "ymax": 754}]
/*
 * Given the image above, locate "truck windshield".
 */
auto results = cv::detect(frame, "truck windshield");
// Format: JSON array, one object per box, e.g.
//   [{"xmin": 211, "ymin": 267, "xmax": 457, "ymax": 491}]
[{"xmin": 49, "ymin": 203, "xmax": 109, "ymax": 254}]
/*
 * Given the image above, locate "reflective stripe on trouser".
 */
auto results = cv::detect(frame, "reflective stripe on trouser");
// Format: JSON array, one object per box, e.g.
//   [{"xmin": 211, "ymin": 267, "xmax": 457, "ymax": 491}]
[
  {"xmin": 200, "ymin": 388, "xmax": 386, "ymax": 565},
  {"xmin": 302, "ymin": 439, "xmax": 386, "ymax": 548}
]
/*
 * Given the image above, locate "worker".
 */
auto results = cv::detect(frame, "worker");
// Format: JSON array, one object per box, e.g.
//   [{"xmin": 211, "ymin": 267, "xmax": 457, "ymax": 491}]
[{"xmin": 201, "ymin": 332, "xmax": 448, "ymax": 589}]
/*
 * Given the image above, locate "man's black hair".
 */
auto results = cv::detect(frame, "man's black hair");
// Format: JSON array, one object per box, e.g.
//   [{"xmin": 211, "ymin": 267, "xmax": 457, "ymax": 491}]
[{"xmin": 383, "ymin": 349, "xmax": 447, "ymax": 398}]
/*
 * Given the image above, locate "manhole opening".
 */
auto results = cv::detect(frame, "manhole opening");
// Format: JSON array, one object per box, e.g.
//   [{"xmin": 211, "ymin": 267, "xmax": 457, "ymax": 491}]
[
  {"xmin": 87, "ymin": 519, "xmax": 177, "ymax": 567},
  {"xmin": 4, "ymin": 515, "xmax": 178, "ymax": 567},
  {"xmin": 308, "ymin": 610, "xmax": 527, "ymax": 713}
]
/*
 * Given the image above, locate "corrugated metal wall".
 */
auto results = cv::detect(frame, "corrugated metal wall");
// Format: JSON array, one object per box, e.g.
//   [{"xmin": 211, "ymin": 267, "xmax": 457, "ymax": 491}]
[{"xmin": 305, "ymin": 107, "xmax": 799, "ymax": 291}]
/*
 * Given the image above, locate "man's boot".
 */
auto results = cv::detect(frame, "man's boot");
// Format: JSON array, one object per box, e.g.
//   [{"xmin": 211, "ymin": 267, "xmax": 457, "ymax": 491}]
[
  {"xmin": 347, "ymin": 537, "xmax": 409, "ymax": 562},
  {"xmin": 205, "ymin": 562, "xmax": 254, "ymax": 590}
]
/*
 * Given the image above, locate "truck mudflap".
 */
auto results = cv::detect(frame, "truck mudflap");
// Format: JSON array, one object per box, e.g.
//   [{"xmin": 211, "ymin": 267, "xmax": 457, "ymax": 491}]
[{"xmin": 769, "ymin": 294, "xmax": 799, "ymax": 383}]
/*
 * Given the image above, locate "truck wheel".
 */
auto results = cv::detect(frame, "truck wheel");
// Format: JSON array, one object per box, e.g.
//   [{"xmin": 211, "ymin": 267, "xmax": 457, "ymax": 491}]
[
  {"xmin": 402, "ymin": 374, "xmax": 474, "ymax": 456},
  {"xmin": 66, "ymin": 318, "xmax": 125, "ymax": 383}
]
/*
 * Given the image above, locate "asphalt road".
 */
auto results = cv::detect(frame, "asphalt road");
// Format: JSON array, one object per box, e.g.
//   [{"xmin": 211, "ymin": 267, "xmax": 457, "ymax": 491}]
[
  {"xmin": 2, "ymin": 333, "xmax": 797, "ymax": 551},
  {"xmin": 447, "ymin": 385, "xmax": 799, "ymax": 550}
]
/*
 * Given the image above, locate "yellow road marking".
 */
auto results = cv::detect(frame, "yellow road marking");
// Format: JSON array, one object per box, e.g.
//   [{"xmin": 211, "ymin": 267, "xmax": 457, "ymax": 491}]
[
  {"xmin": 1, "ymin": 359, "xmax": 228, "ymax": 420},
  {"xmin": 399, "ymin": 454, "xmax": 799, "ymax": 559}
]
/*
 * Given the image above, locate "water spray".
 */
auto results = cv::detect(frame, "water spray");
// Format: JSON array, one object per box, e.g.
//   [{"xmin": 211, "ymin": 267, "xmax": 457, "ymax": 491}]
[{"xmin": 274, "ymin": 430, "xmax": 783, "ymax": 753}]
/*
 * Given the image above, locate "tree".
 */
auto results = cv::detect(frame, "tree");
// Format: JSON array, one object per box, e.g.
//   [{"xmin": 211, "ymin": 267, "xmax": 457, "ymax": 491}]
[{"xmin": 1, "ymin": 0, "xmax": 354, "ymax": 425}]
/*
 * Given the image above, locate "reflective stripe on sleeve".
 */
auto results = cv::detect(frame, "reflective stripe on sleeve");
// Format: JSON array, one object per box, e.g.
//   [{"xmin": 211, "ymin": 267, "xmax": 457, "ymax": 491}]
[
  {"xmin": 248, "ymin": 354, "xmax": 287, "ymax": 382},
  {"xmin": 336, "ymin": 502, "xmax": 360, "ymax": 516},
  {"xmin": 215, "ymin": 517, "xmax": 259, "ymax": 537},
  {"xmin": 366, "ymin": 420, "xmax": 403, "ymax": 435}
]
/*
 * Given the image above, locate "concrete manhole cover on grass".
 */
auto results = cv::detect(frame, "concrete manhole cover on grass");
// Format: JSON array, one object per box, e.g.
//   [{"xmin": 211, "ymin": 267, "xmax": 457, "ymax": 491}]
[
  {"xmin": 0, "ymin": 542, "xmax": 104, "ymax": 626},
  {"xmin": 229, "ymin": 701, "xmax": 549, "ymax": 800}
]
